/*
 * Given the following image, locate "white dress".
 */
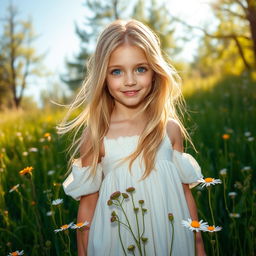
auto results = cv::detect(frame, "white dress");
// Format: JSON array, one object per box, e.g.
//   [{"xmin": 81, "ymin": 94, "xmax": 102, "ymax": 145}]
[{"xmin": 63, "ymin": 132, "xmax": 203, "ymax": 256}]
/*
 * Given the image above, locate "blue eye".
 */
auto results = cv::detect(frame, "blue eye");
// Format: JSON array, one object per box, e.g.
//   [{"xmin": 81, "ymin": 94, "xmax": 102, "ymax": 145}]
[
  {"xmin": 111, "ymin": 69, "xmax": 122, "ymax": 75},
  {"xmin": 137, "ymin": 67, "xmax": 147, "ymax": 73}
]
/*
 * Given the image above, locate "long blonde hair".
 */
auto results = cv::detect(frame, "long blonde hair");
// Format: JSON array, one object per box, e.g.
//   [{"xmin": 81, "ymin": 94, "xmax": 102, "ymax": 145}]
[{"xmin": 57, "ymin": 19, "xmax": 196, "ymax": 181}]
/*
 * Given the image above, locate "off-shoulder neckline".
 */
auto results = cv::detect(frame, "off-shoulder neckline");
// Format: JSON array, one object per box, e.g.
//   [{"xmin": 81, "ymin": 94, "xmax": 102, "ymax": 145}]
[{"xmin": 104, "ymin": 135, "xmax": 140, "ymax": 141}]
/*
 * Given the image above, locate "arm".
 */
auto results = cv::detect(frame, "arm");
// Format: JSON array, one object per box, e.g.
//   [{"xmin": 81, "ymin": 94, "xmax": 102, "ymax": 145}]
[
  {"xmin": 77, "ymin": 129, "xmax": 103, "ymax": 256},
  {"xmin": 167, "ymin": 119, "xmax": 206, "ymax": 256},
  {"xmin": 77, "ymin": 192, "xmax": 99, "ymax": 256}
]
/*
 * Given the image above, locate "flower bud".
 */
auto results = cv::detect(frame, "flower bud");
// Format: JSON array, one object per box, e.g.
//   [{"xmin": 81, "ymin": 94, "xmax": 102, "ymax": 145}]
[
  {"xmin": 107, "ymin": 200, "xmax": 113, "ymax": 206},
  {"xmin": 122, "ymin": 193, "xmax": 129, "ymax": 199},
  {"xmin": 111, "ymin": 216, "xmax": 117, "ymax": 222},
  {"xmin": 111, "ymin": 211, "xmax": 117, "ymax": 216},
  {"xmin": 141, "ymin": 237, "xmax": 148, "ymax": 243},
  {"xmin": 126, "ymin": 187, "xmax": 135, "ymax": 193},
  {"xmin": 168, "ymin": 213, "xmax": 174, "ymax": 221},
  {"xmin": 142, "ymin": 208, "xmax": 147, "ymax": 213},
  {"xmin": 127, "ymin": 245, "xmax": 135, "ymax": 251},
  {"xmin": 138, "ymin": 200, "xmax": 144, "ymax": 205},
  {"xmin": 110, "ymin": 191, "xmax": 121, "ymax": 200},
  {"xmin": 134, "ymin": 207, "xmax": 139, "ymax": 213}
]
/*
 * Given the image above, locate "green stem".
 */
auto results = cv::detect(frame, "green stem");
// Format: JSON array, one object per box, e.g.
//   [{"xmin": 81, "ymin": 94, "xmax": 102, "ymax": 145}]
[
  {"xmin": 17, "ymin": 191, "xmax": 25, "ymax": 222},
  {"xmin": 170, "ymin": 220, "xmax": 174, "ymax": 256},
  {"xmin": 223, "ymin": 177, "xmax": 230, "ymax": 215},
  {"xmin": 116, "ymin": 216, "xmax": 127, "ymax": 256},
  {"xmin": 131, "ymin": 194, "xmax": 141, "ymax": 249},
  {"xmin": 193, "ymin": 231, "xmax": 196, "ymax": 256},
  {"xmin": 143, "ymin": 242, "xmax": 146, "ymax": 256},
  {"xmin": 65, "ymin": 232, "xmax": 72, "ymax": 256},
  {"xmin": 51, "ymin": 206, "xmax": 66, "ymax": 249},
  {"xmin": 30, "ymin": 178, "xmax": 45, "ymax": 253},
  {"xmin": 207, "ymin": 187, "xmax": 219, "ymax": 256},
  {"xmin": 117, "ymin": 199, "xmax": 142, "ymax": 255},
  {"xmin": 140, "ymin": 205, "xmax": 146, "ymax": 238}
]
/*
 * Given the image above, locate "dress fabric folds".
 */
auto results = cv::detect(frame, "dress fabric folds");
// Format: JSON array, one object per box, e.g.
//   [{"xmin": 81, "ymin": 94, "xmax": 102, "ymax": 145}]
[{"xmin": 62, "ymin": 132, "xmax": 203, "ymax": 256}]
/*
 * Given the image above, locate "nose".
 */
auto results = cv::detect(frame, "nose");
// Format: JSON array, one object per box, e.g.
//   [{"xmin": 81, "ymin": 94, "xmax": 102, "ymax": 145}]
[{"xmin": 124, "ymin": 72, "xmax": 137, "ymax": 87}]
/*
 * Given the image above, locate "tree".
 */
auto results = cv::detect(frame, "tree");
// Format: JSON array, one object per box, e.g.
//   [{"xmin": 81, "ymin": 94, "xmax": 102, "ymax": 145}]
[
  {"xmin": 62, "ymin": 0, "xmax": 180, "ymax": 92},
  {"xmin": 132, "ymin": 0, "xmax": 179, "ymax": 57},
  {"xmin": 175, "ymin": 0, "xmax": 256, "ymax": 76},
  {"xmin": 0, "ymin": 4, "xmax": 45, "ymax": 109},
  {"xmin": 61, "ymin": 0, "xmax": 128, "ymax": 91}
]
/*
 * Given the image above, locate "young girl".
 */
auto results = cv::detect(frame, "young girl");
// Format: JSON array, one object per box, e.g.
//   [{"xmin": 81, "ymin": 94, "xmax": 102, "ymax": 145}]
[{"xmin": 59, "ymin": 19, "xmax": 206, "ymax": 256}]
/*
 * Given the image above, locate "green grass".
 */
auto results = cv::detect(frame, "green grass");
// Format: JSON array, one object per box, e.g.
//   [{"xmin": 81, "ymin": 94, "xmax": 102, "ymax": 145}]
[{"xmin": 0, "ymin": 74, "xmax": 255, "ymax": 255}]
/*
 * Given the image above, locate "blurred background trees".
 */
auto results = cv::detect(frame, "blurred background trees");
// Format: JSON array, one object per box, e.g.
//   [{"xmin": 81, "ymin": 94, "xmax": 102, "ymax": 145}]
[
  {"xmin": 0, "ymin": 4, "xmax": 45, "ymax": 110},
  {"xmin": 0, "ymin": 0, "xmax": 255, "ymax": 110}
]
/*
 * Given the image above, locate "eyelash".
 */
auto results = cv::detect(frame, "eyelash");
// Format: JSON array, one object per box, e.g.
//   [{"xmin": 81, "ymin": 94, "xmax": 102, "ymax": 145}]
[{"xmin": 110, "ymin": 67, "xmax": 148, "ymax": 76}]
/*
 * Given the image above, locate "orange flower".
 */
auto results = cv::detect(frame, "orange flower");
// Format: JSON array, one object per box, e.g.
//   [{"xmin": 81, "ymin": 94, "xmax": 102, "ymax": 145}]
[
  {"xmin": 222, "ymin": 134, "xmax": 230, "ymax": 140},
  {"xmin": 44, "ymin": 132, "xmax": 51, "ymax": 138},
  {"xmin": 19, "ymin": 166, "xmax": 33, "ymax": 176}
]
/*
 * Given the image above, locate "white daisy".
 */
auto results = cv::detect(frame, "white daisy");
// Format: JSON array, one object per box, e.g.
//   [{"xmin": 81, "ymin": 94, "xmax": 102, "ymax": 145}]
[
  {"xmin": 9, "ymin": 184, "xmax": 20, "ymax": 193},
  {"xmin": 229, "ymin": 213, "xmax": 240, "ymax": 218},
  {"xmin": 54, "ymin": 222, "xmax": 73, "ymax": 233},
  {"xmin": 7, "ymin": 250, "xmax": 24, "ymax": 255},
  {"xmin": 48, "ymin": 170, "xmax": 55, "ymax": 175},
  {"xmin": 228, "ymin": 192, "xmax": 237, "ymax": 198},
  {"xmin": 248, "ymin": 137, "xmax": 254, "ymax": 142},
  {"xmin": 71, "ymin": 221, "xmax": 90, "ymax": 230},
  {"xmin": 219, "ymin": 168, "xmax": 227, "ymax": 176},
  {"xmin": 202, "ymin": 225, "xmax": 222, "ymax": 232},
  {"xmin": 182, "ymin": 218, "xmax": 208, "ymax": 232},
  {"xmin": 52, "ymin": 198, "xmax": 63, "ymax": 206},
  {"xmin": 242, "ymin": 166, "xmax": 251, "ymax": 172},
  {"xmin": 244, "ymin": 131, "xmax": 251, "ymax": 137},
  {"xmin": 46, "ymin": 211, "xmax": 53, "ymax": 216},
  {"xmin": 197, "ymin": 177, "xmax": 222, "ymax": 187},
  {"xmin": 29, "ymin": 147, "xmax": 38, "ymax": 152}
]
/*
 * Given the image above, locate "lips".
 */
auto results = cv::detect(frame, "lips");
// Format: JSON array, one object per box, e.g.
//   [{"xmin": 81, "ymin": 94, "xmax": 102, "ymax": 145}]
[
  {"xmin": 122, "ymin": 90, "xmax": 140, "ymax": 96},
  {"xmin": 123, "ymin": 90, "xmax": 139, "ymax": 93}
]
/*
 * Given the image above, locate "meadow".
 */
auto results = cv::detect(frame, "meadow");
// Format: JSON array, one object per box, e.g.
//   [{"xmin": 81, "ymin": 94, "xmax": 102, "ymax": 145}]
[{"xmin": 0, "ymin": 74, "xmax": 255, "ymax": 255}]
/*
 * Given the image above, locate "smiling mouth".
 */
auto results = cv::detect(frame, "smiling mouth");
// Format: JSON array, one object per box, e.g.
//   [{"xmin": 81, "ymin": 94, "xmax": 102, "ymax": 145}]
[{"xmin": 122, "ymin": 90, "xmax": 140, "ymax": 96}]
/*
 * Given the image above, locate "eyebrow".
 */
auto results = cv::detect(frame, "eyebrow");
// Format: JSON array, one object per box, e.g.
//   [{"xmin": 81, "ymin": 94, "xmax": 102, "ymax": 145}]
[{"xmin": 108, "ymin": 62, "xmax": 149, "ymax": 69}]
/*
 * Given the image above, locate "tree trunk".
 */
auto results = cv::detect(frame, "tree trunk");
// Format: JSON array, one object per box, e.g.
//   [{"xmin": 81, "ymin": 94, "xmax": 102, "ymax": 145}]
[{"xmin": 246, "ymin": 1, "xmax": 256, "ymax": 68}]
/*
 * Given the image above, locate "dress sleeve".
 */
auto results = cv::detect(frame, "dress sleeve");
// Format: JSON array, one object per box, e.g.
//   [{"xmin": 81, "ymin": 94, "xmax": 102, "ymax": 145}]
[
  {"xmin": 172, "ymin": 150, "xmax": 203, "ymax": 189},
  {"xmin": 62, "ymin": 158, "xmax": 103, "ymax": 201}
]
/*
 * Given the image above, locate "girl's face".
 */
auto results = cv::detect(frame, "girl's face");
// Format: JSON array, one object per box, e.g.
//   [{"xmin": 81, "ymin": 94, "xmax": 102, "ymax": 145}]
[{"xmin": 106, "ymin": 44, "xmax": 154, "ymax": 110}]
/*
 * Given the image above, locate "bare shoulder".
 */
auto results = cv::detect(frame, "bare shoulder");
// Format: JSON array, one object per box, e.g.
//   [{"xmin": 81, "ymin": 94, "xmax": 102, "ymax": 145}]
[
  {"xmin": 166, "ymin": 119, "xmax": 184, "ymax": 152},
  {"xmin": 79, "ymin": 128, "xmax": 105, "ymax": 166}
]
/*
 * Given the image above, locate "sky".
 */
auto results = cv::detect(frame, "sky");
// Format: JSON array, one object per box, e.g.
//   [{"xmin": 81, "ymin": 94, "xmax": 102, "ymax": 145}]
[{"xmin": 0, "ymin": 0, "xmax": 216, "ymax": 106}]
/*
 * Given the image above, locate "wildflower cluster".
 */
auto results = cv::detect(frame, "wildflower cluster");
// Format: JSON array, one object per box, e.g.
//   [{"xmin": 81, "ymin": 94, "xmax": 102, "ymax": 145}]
[{"xmin": 107, "ymin": 187, "xmax": 149, "ymax": 256}]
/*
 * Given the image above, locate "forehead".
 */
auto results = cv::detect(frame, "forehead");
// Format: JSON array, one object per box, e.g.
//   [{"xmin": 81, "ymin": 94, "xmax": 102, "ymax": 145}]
[{"xmin": 108, "ymin": 44, "xmax": 148, "ymax": 67}]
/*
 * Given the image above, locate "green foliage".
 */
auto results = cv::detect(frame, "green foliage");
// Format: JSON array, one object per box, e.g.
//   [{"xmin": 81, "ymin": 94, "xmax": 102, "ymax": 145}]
[{"xmin": 193, "ymin": 0, "xmax": 256, "ymax": 77}]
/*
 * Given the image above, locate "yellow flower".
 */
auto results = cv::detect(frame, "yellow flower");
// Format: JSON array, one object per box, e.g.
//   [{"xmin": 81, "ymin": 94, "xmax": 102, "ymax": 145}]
[
  {"xmin": 44, "ymin": 132, "xmax": 51, "ymax": 141},
  {"xmin": 44, "ymin": 132, "xmax": 51, "ymax": 138},
  {"xmin": 222, "ymin": 134, "xmax": 230, "ymax": 140},
  {"xmin": 19, "ymin": 166, "xmax": 33, "ymax": 176}
]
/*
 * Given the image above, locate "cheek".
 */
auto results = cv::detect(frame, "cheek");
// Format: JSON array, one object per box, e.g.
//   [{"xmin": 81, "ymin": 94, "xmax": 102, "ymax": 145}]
[{"xmin": 106, "ymin": 78, "xmax": 120, "ymax": 93}]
